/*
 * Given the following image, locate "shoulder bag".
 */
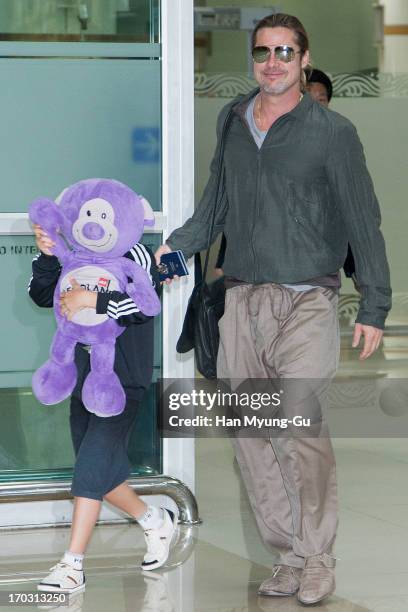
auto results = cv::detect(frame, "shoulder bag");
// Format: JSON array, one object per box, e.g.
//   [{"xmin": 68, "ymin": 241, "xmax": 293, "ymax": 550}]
[{"xmin": 176, "ymin": 108, "xmax": 233, "ymax": 378}]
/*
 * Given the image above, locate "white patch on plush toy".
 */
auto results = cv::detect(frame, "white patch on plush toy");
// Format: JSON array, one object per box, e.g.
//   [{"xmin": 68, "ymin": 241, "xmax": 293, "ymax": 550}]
[
  {"xmin": 140, "ymin": 196, "xmax": 155, "ymax": 226},
  {"xmin": 72, "ymin": 199, "xmax": 118, "ymax": 253},
  {"xmin": 60, "ymin": 266, "xmax": 120, "ymax": 326}
]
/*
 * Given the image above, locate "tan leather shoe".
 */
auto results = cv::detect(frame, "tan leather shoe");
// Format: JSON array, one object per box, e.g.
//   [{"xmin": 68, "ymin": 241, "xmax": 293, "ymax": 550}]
[
  {"xmin": 297, "ymin": 553, "xmax": 336, "ymax": 605},
  {"xmin": 258, "ymin": 564, "xmax": 303, "ymax": 597}
]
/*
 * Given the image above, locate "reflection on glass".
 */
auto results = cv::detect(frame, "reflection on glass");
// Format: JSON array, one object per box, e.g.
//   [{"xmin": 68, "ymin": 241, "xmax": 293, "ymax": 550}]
[
  {"xmin": 0, "ymin": 235, "xmax": 162, "ymax": 483},
  {"xmin": 0, "ymin": 0, "xmax": 160, "ymax": 43},
  {"xmin": 0, "ymin": 384, "xmax": 161, "ymax": 483}
]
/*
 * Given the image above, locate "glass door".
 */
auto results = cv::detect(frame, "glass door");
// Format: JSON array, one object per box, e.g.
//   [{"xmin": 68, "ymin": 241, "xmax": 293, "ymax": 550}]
[{"xmin": 0, "ymin": 0, "xmax": 162, "ymax": 485}]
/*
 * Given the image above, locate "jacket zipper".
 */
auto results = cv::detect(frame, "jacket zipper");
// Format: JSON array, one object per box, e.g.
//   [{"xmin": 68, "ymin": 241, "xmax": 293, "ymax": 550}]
[
  {"xmin": 237, "ymin": 103, "xmax": 292, "ymax": 284},
  {"xmin": 237, "ymin": 110, "xmax": 261, "ymax": 282},
  {"xmin": 251, "ymin": 152, "xmax": 262, "ymax": 282},
  {"xmin": 250, "ymin": 114, "xmax": 290, "ymax": 283}
]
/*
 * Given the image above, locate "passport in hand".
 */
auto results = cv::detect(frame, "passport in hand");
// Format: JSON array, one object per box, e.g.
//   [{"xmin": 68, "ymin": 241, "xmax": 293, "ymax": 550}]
[{"xmin": 158, "ymin": 250, "xmax": 189, "ymax": 281}]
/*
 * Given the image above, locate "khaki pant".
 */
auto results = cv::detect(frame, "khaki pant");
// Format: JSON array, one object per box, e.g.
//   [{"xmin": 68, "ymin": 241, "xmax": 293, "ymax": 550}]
[{"xmin": 217, "ymin": 283, "xmax": 340, "ymax": 569}]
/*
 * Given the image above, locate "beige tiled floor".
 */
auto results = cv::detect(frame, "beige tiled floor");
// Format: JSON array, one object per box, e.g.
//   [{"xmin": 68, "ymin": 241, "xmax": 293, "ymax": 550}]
[
  {"xmin": 192, "ymin": 345, "xmax": 408, "ymax": 612},
  {"xmin": 1, "ymin": 432, "xmax": 407, "ymax": 612},
  {"xmin": 1, "ymin": 347, "xmax": 408, "ymax": 611},
  {"xmin": 195, "ymin": 436, "xmax": 408, "ymax": 612},
  {"xmin": 0, "ymin": 529, "xmax": 375, "ymax": 612}
]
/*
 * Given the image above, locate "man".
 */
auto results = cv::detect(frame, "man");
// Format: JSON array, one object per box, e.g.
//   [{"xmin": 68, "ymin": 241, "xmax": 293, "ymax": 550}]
[
  {"xmin": 156, "ymin": 13, "xmax": 391, "ymax": 605},
  {"xmin": 215, "ymin": 67, "xmax": 356, "ymax": 280}
]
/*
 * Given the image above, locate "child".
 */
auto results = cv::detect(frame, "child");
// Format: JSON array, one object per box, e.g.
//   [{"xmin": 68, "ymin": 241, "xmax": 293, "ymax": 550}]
[{"xmin": 29, "ymin": 224, "xmax": 177, "ymax": 595}]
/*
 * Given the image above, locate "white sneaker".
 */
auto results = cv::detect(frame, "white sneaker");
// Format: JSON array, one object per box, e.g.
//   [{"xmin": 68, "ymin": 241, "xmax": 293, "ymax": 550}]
[
  {"xmin": 37, "ymin": 562, "xmax": 85, "ymax": 594},
  {"xmin": 141, "ymin": 508, "xmax": 178, "ymax": 571}
]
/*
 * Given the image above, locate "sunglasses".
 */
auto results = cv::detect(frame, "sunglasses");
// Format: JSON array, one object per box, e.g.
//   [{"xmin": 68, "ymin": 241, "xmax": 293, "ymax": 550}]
[{"xmin": 252, "ymin": 45, "xmax": 301, "ymax": 64}]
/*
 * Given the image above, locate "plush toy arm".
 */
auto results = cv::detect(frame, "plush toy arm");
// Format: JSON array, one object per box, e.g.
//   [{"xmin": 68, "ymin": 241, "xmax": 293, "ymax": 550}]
[
  {"xmin": 121, "ymin": 258, "xmax": 161, "ymax": 317},
  {"xmin": 29, "ymin": 198, "xmax": 69, "ymax": 261}
]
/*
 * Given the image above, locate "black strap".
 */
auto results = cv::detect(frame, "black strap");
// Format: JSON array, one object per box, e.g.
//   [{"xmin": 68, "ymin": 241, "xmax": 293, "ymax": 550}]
[
  {"xmin": 195, "ymin": 108, "xmax": 234, "ymax": 284},
  {"xmin": 194, "ymin": 251, "xmax": 203, "ymax": 284}
]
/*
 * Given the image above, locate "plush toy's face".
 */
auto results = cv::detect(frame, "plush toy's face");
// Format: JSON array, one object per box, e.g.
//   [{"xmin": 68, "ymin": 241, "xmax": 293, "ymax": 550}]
[
  {"xmin": 57, "ymin": 179, "xmax": 154, "ymax": 258},
  {"xmin": 72, "ymin": 199, "xmax": 118, "ymax": 253}
]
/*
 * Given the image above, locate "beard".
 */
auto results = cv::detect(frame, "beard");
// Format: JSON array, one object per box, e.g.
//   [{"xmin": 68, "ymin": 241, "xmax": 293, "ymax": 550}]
[
  {"xmin": 261, "ymin": 80, "xmax": 290, "ymax": 95},
  {"xmin": 258, "ymin": 67, "xmax": 301, "ymax": 95}
]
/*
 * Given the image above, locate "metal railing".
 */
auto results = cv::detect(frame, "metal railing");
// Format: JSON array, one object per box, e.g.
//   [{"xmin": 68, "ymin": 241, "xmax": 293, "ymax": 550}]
[{"xmin": 0, "ymin": 475, "xmax": 201, "ymax": 526}]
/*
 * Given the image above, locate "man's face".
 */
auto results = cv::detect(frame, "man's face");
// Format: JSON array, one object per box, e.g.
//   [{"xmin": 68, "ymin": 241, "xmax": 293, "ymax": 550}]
[
  {"xmin": 253, "ymin": 26, "xmax": 309, "ymax": 96},
  {"xmin": 307, "ymin": 81, "xmax": 330, "ymax": 106}
]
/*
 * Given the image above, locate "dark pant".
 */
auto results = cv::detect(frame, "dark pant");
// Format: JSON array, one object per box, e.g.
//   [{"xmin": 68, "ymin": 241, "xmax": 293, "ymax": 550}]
[{"xmin": 69, "ymin": 395, "xmax": 139, "ymax": 501}]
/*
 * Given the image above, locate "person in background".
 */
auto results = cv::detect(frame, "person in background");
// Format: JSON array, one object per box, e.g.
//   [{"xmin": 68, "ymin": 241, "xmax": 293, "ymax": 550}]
[
  {"xmin": 307, "ymin": 68, "xmax": 357, "ymax": 280},
  {"xmin": 306, "ymin": 67, "xmax": 332, "ymax": 106}
]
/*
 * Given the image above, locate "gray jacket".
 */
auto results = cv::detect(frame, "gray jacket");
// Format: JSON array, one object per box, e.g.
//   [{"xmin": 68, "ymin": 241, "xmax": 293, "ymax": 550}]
[{"xmin": 167, "ymin": 90, "xmax": 391, "ymax": 329}]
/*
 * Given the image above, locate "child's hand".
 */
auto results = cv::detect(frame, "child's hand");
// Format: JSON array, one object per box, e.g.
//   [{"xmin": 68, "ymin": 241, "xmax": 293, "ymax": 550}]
[
  {"xmin": 33, "ymin": 224, "xmax": 55, "ymax": 256},
  {"xmin": 60, "ymin": 278, "xmax": 97, "ymax": 320}
]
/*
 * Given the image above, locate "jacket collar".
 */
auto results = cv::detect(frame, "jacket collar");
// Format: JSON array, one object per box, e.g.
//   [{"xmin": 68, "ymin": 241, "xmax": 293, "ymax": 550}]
[{"xmin": 232, "ymin": 88, "xmax": 314, "ymax": 120}]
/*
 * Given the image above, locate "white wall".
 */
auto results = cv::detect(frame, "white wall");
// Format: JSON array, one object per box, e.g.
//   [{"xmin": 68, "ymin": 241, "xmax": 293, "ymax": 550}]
[{"xmin": 201, "ymin": 0, "xmax": 378, "ymax": 74}]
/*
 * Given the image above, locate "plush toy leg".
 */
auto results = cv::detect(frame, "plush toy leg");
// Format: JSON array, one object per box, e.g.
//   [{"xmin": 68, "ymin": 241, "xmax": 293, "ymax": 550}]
[
  {"xmin": 81, "ymin": 342, "xmax": 126, "ymax": 417},
  {"xmin": 32, "ymin": 332, "xmax": 77, "ymax": 405}
]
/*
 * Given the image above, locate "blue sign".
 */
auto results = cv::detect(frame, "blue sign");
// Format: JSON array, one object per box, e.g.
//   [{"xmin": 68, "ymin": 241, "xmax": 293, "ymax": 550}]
[{"xmin": 132, "ymin": 127, "xmax": 160, "ymax": 163}]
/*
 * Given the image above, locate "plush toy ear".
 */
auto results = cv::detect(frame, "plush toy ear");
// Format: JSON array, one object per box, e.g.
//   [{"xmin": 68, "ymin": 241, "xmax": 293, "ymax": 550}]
[
  {"xmin": 140, "ymin": 196, "xmax": 155, "ymax": 227},
  {"xmin": 29, "ymin": 199, "xmax": 65, "ymax": 238}
]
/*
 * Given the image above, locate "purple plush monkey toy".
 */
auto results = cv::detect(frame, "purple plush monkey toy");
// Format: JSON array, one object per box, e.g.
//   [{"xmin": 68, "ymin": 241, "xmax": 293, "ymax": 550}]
[{"xmin": 29, "ymin": 178, "xmax": 161, "ymax": 417}]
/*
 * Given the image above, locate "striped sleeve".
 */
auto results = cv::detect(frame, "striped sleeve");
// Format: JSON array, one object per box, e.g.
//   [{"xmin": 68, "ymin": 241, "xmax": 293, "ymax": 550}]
[
  {"xmin": 129, "ymin": 243, "xmax": 153, "ymax": 284},
  {"xmin": 96, "ymin": 243, "xmax": 160, "ymax": 326},
  {"xmin": 107, "ymin": 296, "xmax": 140, "ymax": 319}
]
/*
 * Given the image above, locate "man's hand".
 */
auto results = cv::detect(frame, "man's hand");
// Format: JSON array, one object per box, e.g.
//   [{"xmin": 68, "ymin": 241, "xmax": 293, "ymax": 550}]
[
  {"xmin": 33, "ymin": 224, "xmax": 55, "ymax": 256},
  {"xmin": 154, "ymin": 243, "xmax": 172, "ymax": 265},
  {"xmin": 60, "ymin": 278, "xmax": 97, "ymax": 320},
  {"xmin": 154, "ymin": 243, "xmax": 180, "ymax": 285},
  {"xmin": 352, "ymin": 323, "xmax": 383, "ymax": 360}
]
